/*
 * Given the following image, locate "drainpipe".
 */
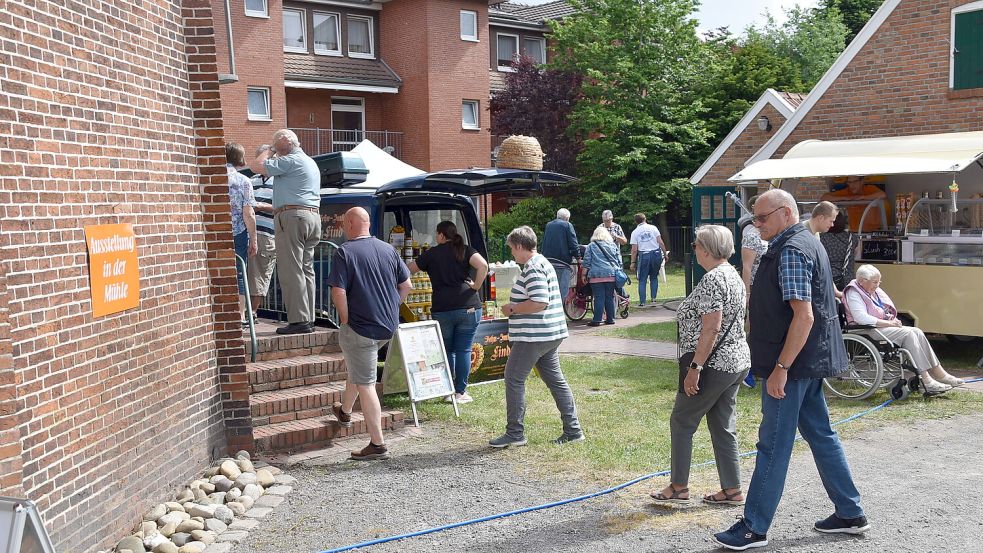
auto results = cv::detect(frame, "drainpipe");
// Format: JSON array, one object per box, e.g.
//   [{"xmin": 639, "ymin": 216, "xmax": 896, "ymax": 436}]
[{"xmin": 217, "ymin": 0, "xmax": 238, "ymax": 84}]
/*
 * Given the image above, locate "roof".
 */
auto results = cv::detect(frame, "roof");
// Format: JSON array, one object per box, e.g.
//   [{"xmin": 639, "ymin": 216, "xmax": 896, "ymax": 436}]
[
  {"xmin": 689, "ymin": 88, "xmax": 804, "ymax": 184},
  {"xmin": 283, "ymin": 54, "xmax": 402, "ymax": 90},
  {"xmin": 745, "ymin": 0, "xmax": 904, "ymax": 166},
  {"xmin": 490, "ymin": 1, "xmax": 575, "ymax": 26},
  {"xmin": 730, "ymin": 131, "xmax": 983, "ymax": 181}
]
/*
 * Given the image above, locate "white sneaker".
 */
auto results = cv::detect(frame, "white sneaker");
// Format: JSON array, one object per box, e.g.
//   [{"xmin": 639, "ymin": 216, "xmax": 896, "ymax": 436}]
[
  {"xmin": 456, "ymin": 392, "xmax": 474, "ymax": 404},
  {"xmin": 444, "ymin": 395, "xmax": 455, "ymax": 403},
  {"xmin": 937, "ymin": 374, "xmax": 965, "ymax": 387},
  {"xmin": 922, "ymin": 379, "xmax": 952, "ymax": 394}
]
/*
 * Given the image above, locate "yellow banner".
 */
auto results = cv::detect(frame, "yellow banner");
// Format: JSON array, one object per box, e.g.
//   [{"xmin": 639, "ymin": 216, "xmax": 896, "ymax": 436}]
[{"xmin": 84, "ymin": 223, "xmax": 140, "ymax": 317}]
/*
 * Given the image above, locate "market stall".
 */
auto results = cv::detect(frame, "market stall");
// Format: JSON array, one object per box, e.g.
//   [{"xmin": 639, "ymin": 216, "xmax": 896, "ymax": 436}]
[{"xmin": 730, "ymin": 131, "xmax": 983, "ymax": 339}]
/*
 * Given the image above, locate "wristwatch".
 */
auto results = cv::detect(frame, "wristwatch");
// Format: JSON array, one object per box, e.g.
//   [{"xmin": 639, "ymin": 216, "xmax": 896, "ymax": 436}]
[{"xmin": 688, "ymin": 361, "xmax": 703, "ymax": 372}]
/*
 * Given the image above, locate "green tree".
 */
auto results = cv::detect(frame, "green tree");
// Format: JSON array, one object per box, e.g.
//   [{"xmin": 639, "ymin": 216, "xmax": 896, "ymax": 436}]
[
  {"xmin": 754, "ymin": 6, "xmax": 849, "ymax": 88},
  {"xmin": 819, "ymin": 0, "xmax": 884, "ymax": 43},
  {"xmin": 547, "ymin": 0, "xmax": 710, "ymax": 223},
  {"xmin": 485, "ymin": 196, "xmax": 559, "ymax": 263}
]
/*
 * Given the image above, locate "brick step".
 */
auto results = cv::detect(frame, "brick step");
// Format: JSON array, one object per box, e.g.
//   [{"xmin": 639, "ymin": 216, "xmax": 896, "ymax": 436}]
[
  {"xmin": 253, "ymin": 410, "xmax": 405, "ymax": 452},
  {"xmin": 247, "ymin": 353, "xmax": 347, "ymax": 393},
  {"xmin": 250, "ymin": 382, "xmax": 347, "ymax": 425},
  {"xmin": 244, "ymin": 325, "xmax": 340, "ymax": 361}
]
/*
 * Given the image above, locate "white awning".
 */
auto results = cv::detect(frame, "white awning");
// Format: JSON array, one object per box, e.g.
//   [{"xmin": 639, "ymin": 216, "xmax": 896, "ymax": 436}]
[{"xmin": 729, "ymin": 131, "xmax": 983, "ymax": 181}]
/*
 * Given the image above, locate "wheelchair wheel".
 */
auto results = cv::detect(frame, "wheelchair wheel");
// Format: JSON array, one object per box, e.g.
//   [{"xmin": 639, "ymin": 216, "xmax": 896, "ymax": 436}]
[
  {"xmin": 880, "ymin": 349, "xmax": 912, "ymax": 391},
  {"xmin": 564, "ymin": 293, "xmax": 589, "ymax": 321},
  {"xmin": 824, "ymin": 334, "xmax": 883, "ymax": 400},
  {"xmin": 620, "ymin": 305, "xmax": 630, "ymax": 319}
]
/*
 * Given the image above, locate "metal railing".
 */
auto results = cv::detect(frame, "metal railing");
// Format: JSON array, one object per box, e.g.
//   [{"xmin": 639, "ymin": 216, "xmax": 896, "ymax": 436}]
[
  {"xmin": 289, "ymin": 128, "xmax": 404, "ymax": 159},
  {"xmin": 258, "ymin": 240, "xmax": 340, "ymax": 328},
  {"xmin": 236, "ymin": 254, "xmax": 258, "ymax": 362}
]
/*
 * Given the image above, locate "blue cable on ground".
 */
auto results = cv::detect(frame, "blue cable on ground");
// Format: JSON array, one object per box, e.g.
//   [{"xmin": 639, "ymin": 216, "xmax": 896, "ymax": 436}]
[{"xmin": 319, "ymin": 377, "xmax": 983, "ymax": 553}]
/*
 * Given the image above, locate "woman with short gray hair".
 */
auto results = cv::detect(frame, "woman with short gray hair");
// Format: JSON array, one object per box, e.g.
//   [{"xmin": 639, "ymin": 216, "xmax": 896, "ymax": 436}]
[{"xmin": 652, "ymin": 224, "xmax": 750, "ymax": 506}]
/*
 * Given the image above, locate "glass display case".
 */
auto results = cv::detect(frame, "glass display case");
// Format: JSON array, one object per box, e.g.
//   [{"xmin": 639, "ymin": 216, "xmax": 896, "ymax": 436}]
[{"xmin": 900, "ymin": 198, "xmax": 983, "ymax": 265}]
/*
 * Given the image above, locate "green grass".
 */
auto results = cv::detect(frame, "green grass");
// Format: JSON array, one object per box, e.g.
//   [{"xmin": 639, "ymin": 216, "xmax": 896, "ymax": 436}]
[
  {"xmin": 385, "ymin": 354, "xmax": 983, "ymax": 484},
  {"xmin": 495, "ymin": 266, "xmax": 687, "ymax": 305},
  {"xmin": 602, "ymin": 321, "xmax": 678, "ymax": 342}
]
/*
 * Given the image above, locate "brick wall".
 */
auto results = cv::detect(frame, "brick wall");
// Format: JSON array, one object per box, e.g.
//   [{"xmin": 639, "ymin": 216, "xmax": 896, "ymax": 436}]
[
  {"xmin": 0, "ymin": 0, "xmax": 248, "ymax": 549},
  {"xmin": 771, "ymin": 0, "xmax": 983, "ymax": 200},
  {"xmin": 698, "ymin": 104, "xmax": 789, "ymax": 187},
  {"xmin": 285, "ymin": 89, "xmax": 386, "ymax": 132}
]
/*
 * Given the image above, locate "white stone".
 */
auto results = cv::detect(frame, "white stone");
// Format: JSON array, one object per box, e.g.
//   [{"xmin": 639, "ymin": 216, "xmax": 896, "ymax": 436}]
[
  {"xmin": 203, "ymin": 466, "xmax": 221, "ymax": 478},
  {"xmin": 267, "ymin": 466, "xmax": 282, "ymax": 476},
  {"xmin": 165, "ymin": 502, "xmax": 186, "ymax": 513},
  {"xmin": 178, "ymin": 543, "xmax": 207, "ymax": 553},
  {"xmin": 176, "ymin": 519, "xmax": 205, "ymax": 533},
  {"xmin": 235, "ymin": 458, "xmax": 255, "ymax": 473},
  {"xmin": 211, "ymin": 477, "xmax": 234, "ymax": 493},
  {"xmin": 213, "ymin": 505, "xmax": 234, "ymax": 525},
  {"xmin": 200, "ymin": 483, "xmax": 216, "ymax": 494},
  {"xmin": 219, "ymin": 460, "xmax": 241, "ymax": 480},
  {"xmin": 176, "ymin": 489, "xmax": 195, "ymax": 503},
  {"xmin": 225, "ymin": 502, "xmax": 245, "ymax": 516},
  {"xmin": 141, "ymin": 521, "xmax": 157, "ymax": 536},
  {"xmin": 238, "ymin": 495, "xmax": 254, "ymax": 511},
  {"xmin": 159, "ymin": 522, "xmax": 177, "ymax": 537},
  {"xmin": 207, "ymin": 492, "xmax": 227, "ymax": 504},
  {"xmin": 204, "ymin": 518, "xmax": 227, "ymax": 534},
  {"xmin": 235, "ymin": 450, "xmax": 250, "ymax": 460},
  {"xmin": 157, "ymin": 512, "xmax": 184, "ymax": 528},
  {"xmin": 225, "ymin": 487, "xmax": 241, "ymax": 502},
  {"xmin": 233, "ymin": 472, "xmax": 257, "ymax": 490},
  {"xmin": 242, "ymin": 484, "xmax": 263, "ymax": 501},
  {"xmin": 144, "ymin": 532, "xmax": 169, "ymax": 549},
  {"xmin": 187, "ymin": 504, "xmax": 217, "ymax": 518},
  {"xmin": 153, "ymin": 542, "xmax": 179, "ymax": 553},
  {"xmin": 171, "ymin": 532, "xmax": 192, "ymax": 547},
  {"xmin": 255, "ymin": 469, "xmax": 275, "ymax": 488},
  {"xmin": 191, "ymin": 529, "xmax": 216, "ymax": 544},
  {"xmin": 144, "ymin": 504, "xmax": 167, "ymax": 522}
]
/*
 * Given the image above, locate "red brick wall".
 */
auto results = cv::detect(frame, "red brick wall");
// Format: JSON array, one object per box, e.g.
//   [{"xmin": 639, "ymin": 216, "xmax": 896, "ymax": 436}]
[
  {"xmin": 698, "ymin": 104, "xmax": 788, "ymax": 187},
  {"xmin": 285, "ymin": 89, "xmax": 386, "ymax": 132},
  {"xmin": 772, "ymin": 0, "xmax": 983, "ymax": 200},
  {"xmin": 0, "ymin": 0, "xmax": 248, "ymax": 549}
]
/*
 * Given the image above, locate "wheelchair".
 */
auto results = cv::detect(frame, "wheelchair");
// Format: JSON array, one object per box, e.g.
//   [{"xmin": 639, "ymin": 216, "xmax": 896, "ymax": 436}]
[{"xmin": 823, "ymin": 302, "xmax": 921, "ymax": 400}]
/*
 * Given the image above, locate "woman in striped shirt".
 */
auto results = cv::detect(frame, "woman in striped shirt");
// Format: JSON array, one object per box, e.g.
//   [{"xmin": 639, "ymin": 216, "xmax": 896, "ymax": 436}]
[{"xmin": 489, "ymin": 226, "xmax": 584, "ymax": 448}]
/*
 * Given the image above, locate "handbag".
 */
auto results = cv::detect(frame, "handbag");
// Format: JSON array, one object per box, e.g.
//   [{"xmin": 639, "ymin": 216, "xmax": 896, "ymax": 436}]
[
  {"xmin": 677, "ymin": 313, "xmax": 738, "ymax": 395},
  {"xmin": 597, "ymin": 243, "xmax": 629, "ymax": 288}
]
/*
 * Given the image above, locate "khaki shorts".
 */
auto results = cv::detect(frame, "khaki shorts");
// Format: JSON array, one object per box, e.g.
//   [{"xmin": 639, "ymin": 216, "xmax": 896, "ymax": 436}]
[
  {"xmin": 339, "ymin": 324, "xmax": 389, "ymax": 385},
  {"xmin": 246, "ymin": 232, "xmax": 276, "ymax": 296}
]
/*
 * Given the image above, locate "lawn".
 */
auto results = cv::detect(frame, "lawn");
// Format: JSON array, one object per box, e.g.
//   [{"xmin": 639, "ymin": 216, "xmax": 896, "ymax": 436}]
[
  {"xmin": 495, "ymin": 266, "xmax": 687, "ymax": 305},
  {"xmin": 602, "ymin": 321, "xmax": 678, "ymax": 342},
  {"xmin": 385, "ymin": 354, "xmax": 983, "ymax": 484}
]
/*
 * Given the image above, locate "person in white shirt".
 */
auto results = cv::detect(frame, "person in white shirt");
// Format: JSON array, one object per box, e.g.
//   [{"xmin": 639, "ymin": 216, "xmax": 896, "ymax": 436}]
[{"xmin": 629, "ymin": 213, "xmax": 668, "ymax": 307}]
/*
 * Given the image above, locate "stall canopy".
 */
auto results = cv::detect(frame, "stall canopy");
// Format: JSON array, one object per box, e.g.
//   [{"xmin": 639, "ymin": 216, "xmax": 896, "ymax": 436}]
[
  {"xmin": 729, "ymin": 131, "xmax": 983, "ymax": 181},
  {"xmin": 376, "ymin": 168, "xmax": 575, "ymax": 196},
  {"xmin": 349, "ymin": 139, "xmax": 425, "ymax": 189}
]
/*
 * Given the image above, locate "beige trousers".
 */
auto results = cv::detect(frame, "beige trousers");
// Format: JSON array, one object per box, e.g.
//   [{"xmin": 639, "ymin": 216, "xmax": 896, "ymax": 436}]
[
  {"xmin": 878, "ymin": 326, "xmax": 940, "ymax": 373},
  {"xmin": 274, "ymin": 209, "xmax": 321, "ymax": 324}
]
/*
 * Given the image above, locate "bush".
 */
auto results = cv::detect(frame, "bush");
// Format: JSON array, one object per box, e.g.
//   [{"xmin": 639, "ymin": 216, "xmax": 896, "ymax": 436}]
[{"xmin": 486, "ymin": 197, "xmax": 560, "ymax": 263}]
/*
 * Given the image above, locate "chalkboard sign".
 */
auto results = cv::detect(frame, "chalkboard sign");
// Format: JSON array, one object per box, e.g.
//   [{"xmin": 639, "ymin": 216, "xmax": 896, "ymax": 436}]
[
  {"xmin": 382, "ymin": 321, "xmax": 458, "ymax": 426},
  {"xmin": 0, "ymin": 497, "xmax": 55, "ymax": 553},
  {"xmin": 860, "ymin": 239, "xmax": 899, "ymax": 262}
]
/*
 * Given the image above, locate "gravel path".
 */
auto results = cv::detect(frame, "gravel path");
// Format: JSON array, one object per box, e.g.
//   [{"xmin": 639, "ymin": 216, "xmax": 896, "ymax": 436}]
[{"xmin": 233, "ymin": 409, "xmax": 983, "ymax": 553}]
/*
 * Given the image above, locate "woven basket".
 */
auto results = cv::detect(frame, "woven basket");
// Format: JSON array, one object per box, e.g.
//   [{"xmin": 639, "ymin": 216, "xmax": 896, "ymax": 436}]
[{"xmin": 497, "ymin": 135, "xmax": 544, "ymax": 171}]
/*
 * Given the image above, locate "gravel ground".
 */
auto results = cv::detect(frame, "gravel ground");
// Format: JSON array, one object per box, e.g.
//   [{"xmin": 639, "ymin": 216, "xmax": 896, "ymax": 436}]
[{"xmin": 233, "ymin": 409, "xmax": 983, "ymax": 553}]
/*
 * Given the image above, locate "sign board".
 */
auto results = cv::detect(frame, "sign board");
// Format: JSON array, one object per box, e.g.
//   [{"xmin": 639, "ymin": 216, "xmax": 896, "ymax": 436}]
[
  {"xmin": 383, "ymin": 321, "xmax": 458, "ymax": 426},
  {"xmin": 468, "ymin": 318, "xmax": 511, "ymax": 383},
  {"xmin": 860, "ymin": 239, "xmax": 900, "ymax": 262},
  {"xmin": 83, "ymin": 224, "xmax": 140, "ymax": 317},
  {"xmin": 0, "ymin": 497, "xmax": 56, "ymax": 553}
]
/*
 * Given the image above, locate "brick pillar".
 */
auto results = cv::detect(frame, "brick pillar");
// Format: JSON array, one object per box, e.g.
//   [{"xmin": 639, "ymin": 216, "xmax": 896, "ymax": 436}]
[
  {"xmin": 0, "ymin": 260, "xmax": 25, "ymax": 497},
  {"xmin": 183, "ymin": 0, "xmax": 254, "ymax": 453}
]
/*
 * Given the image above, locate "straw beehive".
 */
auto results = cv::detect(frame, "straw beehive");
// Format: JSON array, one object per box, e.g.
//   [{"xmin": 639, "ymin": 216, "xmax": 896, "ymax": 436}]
[{"xmin": 497, "ymin": 135, "xmax": 544, "ymax": 171}]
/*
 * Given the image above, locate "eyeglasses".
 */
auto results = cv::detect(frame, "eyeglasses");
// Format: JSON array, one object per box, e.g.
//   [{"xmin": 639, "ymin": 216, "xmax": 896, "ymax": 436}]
[{"xmin": 753, "ymin": 206, "xmax": 786, "ymax": 224}]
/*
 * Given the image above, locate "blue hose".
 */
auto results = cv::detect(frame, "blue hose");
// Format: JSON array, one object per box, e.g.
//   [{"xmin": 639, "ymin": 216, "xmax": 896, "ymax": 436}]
[{"xmin": 319, "ymin": 377, "xmax": 983, "ymax": 552}]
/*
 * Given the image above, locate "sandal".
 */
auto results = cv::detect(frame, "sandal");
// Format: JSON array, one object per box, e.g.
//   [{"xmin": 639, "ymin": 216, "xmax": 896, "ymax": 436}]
[
  {"xmin": 650, "ymin": 484, "xmax": 690, "ymax": 505},
  {"xmin": 703, "ymin": 489, "xmax": 745, "ymax": 506}
]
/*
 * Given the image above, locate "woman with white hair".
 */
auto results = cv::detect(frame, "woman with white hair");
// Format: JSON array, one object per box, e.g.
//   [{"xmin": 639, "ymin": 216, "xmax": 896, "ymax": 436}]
[
  {"xmin": 652, "ymin": 225, "xmax": 750, "ymax": 506},
  {"xmin": 843, "ymin": 264, "xmax": 962, "ymax": 394},
  {"xmin": 583, "ymin": 226, "xmax": 622, "ymax": 327}
]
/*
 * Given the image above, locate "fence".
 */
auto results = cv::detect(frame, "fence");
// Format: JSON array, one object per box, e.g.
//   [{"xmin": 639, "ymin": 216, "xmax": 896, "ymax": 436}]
[
  {"xmin": 289, "ymin": 128, "xmax": 404, "ymax": 159},
  {"xmin": 258, "ymin": 240, "xmax": 340, "ymax": 328}
]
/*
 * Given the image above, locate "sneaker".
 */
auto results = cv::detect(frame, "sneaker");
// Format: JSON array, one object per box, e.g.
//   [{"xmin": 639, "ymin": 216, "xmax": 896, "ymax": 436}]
[
  {"xmin": 488, "ymin": 434, "xmax": 527, "ymax": 448},
  {"xmin": 921, "ymin": 379, "xmax": 951, "ymax": 395},
  {"xmin": 937, "ymin": 374, "xmax": 965, "ymax": 387},
  {"xmin": 443, "ymin": 394, "xmax": 455, "ymax": 403},
  {"xmin": 275, "ymin": 322, "xmax": 314, "ymax": 335},
  {"xmin": 331, "ymin": 402, "xmax": 352, "ymax": 428},
  {"xmin": 742, "ymin": 373, "xmax": 756, "ymax": 388},
  {"xmin": 814, "ymin": 513, "xmax": 870, "ymax": 535},
  {"xmin": 586, "ymin": 321, "xmax": 601, "ymax": 327},
  {"xmin": 350, "ymin": 441, "xmax": 389, "ymax": 461},
  {"xmin": 604, "ymin": 320, "xmax": 616, "ymax": 325},
  {"xmin": 553, "ymin": 432, "xmax": 585, "ymax": 445},
  {"xmin": 713, "ymin": 517, "xmax": 768, "ymax": 551},
  {"xmin": 456, "ymin": 392, "xmax": 474, "ymax": 404}
]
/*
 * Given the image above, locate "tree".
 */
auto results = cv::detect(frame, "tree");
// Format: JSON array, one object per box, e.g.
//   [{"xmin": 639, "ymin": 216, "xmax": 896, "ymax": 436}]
[
  {"xmin": 547, "ymin": 0, "xmax": 710, "ymax": 223},
  {"xmin": 819, "ymin": 0, "xmax": 884, "ymax": 43},
  {"xmin": 489, "ymin": 56, "xmax": 583, "ymax": 176},
  {"xmin": 753, "ymin": 6, "xmax": 849, "ymax": 88}
]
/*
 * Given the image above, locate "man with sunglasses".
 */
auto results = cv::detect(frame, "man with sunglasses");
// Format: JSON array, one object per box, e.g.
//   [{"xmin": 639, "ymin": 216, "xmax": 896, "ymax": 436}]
[{"xmin": 713, "ymin": 189, "xmax": 869, "ymax": 551}]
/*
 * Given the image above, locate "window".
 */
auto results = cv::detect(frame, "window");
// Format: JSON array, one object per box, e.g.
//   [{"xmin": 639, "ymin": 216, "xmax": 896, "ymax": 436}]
[
  {"xmin": 244, "ymin": 0, "xmax": 267, "ymax": 17},
  {"xmin": 283, "ymin": 9, "xmax": 307, "ymax": 53},
  {"xmin": 496, "ymin": 33, "xmax": 518, "ymax": 70},
  {"xmin": 952, "ymin": 4, "xmax": 983, "ymax": 90},
  {"xmin": 523, "ymin": 37, "xmax": 546, "ymax": 64},
  {"xmin": 247, "ymin": 88, "xmax": 271, "ymax": 121},
  {"xmin": 313, "ymin": 12, "xmax": 341, "ymax": 55},
  {"xmin": 331, "ymin": 97, "xmax": 365, "ymax": 149},
  {"xmin": 462, "ymin": 100, "xmax": 479, "ymax": 130},
  {"xmin": 347, "ymin": 15, "xmax": 374, "ymax": 58},
  {"xmin": 460, "ymin": 10, "xmax": 478, "ymax": 41}
]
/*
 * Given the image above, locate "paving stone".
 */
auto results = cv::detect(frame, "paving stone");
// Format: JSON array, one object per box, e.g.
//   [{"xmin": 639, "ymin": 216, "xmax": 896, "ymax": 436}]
[
  {"xmin": 273, "ymin": 474, "xmax": 297, "ymax": 485},
  {"xmin": 265, "ymin": 485, "xmax": 292, "ymax": 496},
  {"xmin": 216, "ymin": 531, "xmax": 250, "ymax": 543},
  {"xmin": 203, "ymin": 544, "xmax": 233, "ymax": 553},
  {"xmin": 228, "ymin": 519, "xmax": 259, "ymax": 531},
  {"xmin": 255, "ymin": 494, "xmax": 285, "ymax": 508},
  {"xmin": 243, "ymin": 507, "xmax": 273, "ymax": 519}
]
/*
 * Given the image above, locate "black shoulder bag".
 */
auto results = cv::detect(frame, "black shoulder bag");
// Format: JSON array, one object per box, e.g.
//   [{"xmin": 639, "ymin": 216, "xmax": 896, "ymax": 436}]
[{"xmin": 677, "ymin": 313, "xmax": 738, "ymax": 395}]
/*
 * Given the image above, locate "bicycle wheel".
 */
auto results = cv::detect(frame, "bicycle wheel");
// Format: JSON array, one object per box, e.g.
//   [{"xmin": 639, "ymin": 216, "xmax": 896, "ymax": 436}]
[
  {"xmin": 824, "ymin": 334, "xmax": 883, "ymax": 400},
  {"xmin": 564, "ymin": 292, "xmax": 589, "ymax": 321}
]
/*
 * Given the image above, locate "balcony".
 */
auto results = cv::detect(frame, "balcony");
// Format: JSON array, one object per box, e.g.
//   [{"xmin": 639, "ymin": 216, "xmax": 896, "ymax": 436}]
[{"xmin": 290, "ymin": 128, "xmax": 404, "ymax": 159}]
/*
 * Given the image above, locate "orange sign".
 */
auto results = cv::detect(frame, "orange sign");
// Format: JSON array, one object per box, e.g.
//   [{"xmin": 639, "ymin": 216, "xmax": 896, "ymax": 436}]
[{"xmin": 84, "ymin": 224, "xmax": 140, "ymax": 317}]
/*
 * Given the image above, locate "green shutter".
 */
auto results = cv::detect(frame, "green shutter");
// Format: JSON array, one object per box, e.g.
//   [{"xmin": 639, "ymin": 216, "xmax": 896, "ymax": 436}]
[{"xmin": 954, "ymin": 10, "xmax": 983, "ymax": 90}]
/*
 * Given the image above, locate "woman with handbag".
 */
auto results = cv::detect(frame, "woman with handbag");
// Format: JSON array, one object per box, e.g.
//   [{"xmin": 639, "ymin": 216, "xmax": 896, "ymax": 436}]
[
  {"xmin": 651, "ymin": 225, "xmax": 751, "ymax": 506},
  {"xmin": 583, "ymin": 226, "xmax": 624, "ymax": 327}
]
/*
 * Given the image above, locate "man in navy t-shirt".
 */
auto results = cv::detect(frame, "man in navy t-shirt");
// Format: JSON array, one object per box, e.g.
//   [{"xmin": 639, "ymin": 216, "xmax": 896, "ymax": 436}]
[{"xmin": 326, "ymin": 207, "xmax": 411, "ymax": 460}]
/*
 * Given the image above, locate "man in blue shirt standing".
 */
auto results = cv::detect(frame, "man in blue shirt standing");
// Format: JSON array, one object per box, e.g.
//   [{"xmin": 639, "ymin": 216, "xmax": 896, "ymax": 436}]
[
  {"xmin": 540, "ymin": 208, "xmax": 580, "ymax": 296},
  {"xmin": 250, "ymin": 130, "xmax": 321, "ymax": 335}
]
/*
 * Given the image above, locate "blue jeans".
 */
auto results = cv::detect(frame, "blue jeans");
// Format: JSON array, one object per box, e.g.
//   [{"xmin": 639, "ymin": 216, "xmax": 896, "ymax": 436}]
[
  {"xmin": 636, "ymin": 249, "xmax": 663, "ymax": 305},
  {"xmin": 233, "ymin": 231, "xmax": 249, "ymax": 295},
  {"xmin": 554, "ymin": 265, "xmax": 572, "ymax": 299},
  {"xmin": 431, "ymin": 308, "xmax": 482, "ymax": 394},
  {"xmin": 743, "ymin": 378, "xmax": 865, "ymax": 535},
  {"xmin": 590, "ymin": 281, "xmax": 615, "ymax": 323}
]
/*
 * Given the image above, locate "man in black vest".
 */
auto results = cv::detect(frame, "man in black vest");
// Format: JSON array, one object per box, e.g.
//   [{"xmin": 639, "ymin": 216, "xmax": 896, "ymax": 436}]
[{"xmin": 714, "ymin": 189, "xmax": 869, "ymax": 551}]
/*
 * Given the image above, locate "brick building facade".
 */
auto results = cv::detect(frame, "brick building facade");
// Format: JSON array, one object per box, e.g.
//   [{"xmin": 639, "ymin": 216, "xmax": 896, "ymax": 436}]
[{"xmin": 0, "ymin": 0, "xmax": 247, "ymax": 550}]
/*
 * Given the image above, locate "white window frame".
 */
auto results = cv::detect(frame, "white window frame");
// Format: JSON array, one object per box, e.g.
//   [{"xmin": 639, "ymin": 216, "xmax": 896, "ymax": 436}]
[
  {"xmin": 950, "ymin": 1, "xmax": 983, "ymax": 89},
  {"xmin": 331, "ymin": 97, "xmax": 366, "ymax": 148},
  {"xmin": 244, "ymin": 0, "xmax": 268, "ymax": 18},
  {"xmin": 313, "ymin": 11, "xmax": 342, "ymax": 56},
  {"xmin": 523, "ymin": 36, "xmax": 546, "ymax": 65},
  {"xmin": 246, "ymin": 87, "xmax": 271, "ymax": 121},
  {"xmin": 460, "ymin": 10, "xmax": 478, "ymax": 42},
  {"xmin": 496, "ymin": 32, "xmax": 519, "ymax": 72},
  {"xmin": 283, "ymin": 8, "xmax": 308, "ymax": 53},
  {"xmin": 347, "ymin": 15, "xmax": 375, "ymax": 59},
  {"xmin": 462, "ymin": 100, "xmax": 480, "ymax": 130}
]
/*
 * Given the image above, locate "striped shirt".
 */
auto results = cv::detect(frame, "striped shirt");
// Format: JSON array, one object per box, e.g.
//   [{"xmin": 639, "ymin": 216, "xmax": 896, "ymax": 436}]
[
  {"xmin": 252, "ymin": 175, "xmax": 274, "ymax": 236},
  {"xmin": 508, "ymin": 253, "xmax": 569, "ymax": 342}
]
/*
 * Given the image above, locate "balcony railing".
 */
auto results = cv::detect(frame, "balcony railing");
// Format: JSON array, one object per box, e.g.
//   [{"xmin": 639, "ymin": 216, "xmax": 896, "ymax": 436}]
[{"xmin": 290, "ymin": 128, "xmax": 404, "ymax": 159}]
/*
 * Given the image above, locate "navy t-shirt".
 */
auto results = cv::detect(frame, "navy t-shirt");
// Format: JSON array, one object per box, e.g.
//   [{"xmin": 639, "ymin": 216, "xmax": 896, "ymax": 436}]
[
  {"xmin": 326, "ymin": 237, "xmax": 410, "ymax": 340},
  {"xmin": 416, "ymin": 242, "xmax": 481, "ymax": 313}
]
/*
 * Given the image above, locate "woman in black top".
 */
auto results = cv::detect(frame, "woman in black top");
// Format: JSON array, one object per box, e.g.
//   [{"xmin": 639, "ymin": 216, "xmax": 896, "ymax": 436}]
[
  {"xmin": 408, "ymin": 221, "xmax": 489, "ymax": 403},
  {"xmin": 819, "ymin": 210, "xmax": 860, "ymax": 292}
]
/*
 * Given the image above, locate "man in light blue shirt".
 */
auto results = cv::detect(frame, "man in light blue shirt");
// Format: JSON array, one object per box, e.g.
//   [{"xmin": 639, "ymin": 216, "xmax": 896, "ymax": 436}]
[{"xmin": 250, "ymin": 129, "xmax": 322, "ymax": 335}]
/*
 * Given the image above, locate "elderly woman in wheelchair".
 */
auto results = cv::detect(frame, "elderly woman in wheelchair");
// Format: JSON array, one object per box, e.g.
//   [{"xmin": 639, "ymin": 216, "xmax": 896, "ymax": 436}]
[{"xmin": 840, "ymin": 264, "xmax": 963, "ymax": 396}]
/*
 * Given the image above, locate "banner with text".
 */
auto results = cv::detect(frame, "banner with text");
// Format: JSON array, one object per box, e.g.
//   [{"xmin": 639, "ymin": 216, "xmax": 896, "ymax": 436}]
[{"xmin": 84, "ymin": 223, "xmax": 140, "ymax": 317}]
